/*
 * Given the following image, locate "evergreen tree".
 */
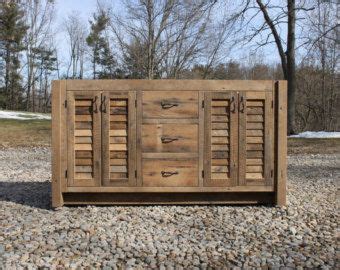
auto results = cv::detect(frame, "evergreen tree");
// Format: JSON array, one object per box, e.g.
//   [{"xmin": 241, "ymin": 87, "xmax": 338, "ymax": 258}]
[
  {"xmin": 34, "ymin": 46, "xmax": 57, "ymax": 112},
  {"xmin": 86, "ymin": 11, "xmax": 117, "ymax": 79},
  {"xmin": 0, "ymin": 1, "xmax": 27, "ymax": 109}
]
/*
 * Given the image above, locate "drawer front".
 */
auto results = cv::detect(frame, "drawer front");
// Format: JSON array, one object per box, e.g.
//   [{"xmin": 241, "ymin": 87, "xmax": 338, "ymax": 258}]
[
  {"xmin": 142, "ymin": 159, "xmax": 198, "ymax": 187},
  {"xmin": 142, "ymin": 124, "xmax": 198, "ymax": 153},
  {"xmin": 142, "ymin": 91, "xmax": 198, "ymax": 118}
]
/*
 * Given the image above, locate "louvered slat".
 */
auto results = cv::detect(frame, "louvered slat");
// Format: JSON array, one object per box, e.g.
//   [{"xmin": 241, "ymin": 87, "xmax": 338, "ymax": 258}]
[
  {"xmin": 110, "ymin": 98, "xmax": 128, "ymax": 180},
  {"xmin": 246, "ymin": 99, "xmax": 264, "ymax": 181},
  {"xmin": 210, "ymin": 99, "xmax": 230, "ymax": 180},
  {"xmin": 74, "ymin": 99, "xmax": 94, "ymax": 181}
]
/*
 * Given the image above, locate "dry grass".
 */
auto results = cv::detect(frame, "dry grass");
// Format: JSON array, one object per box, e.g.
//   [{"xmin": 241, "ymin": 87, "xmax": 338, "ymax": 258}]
[
  {"xmin": 0, "ymin": 119, "xmax": 51, "ymax": 147},
  {"xmin": 288, "ymin": 137, "xmax": 340, "ymax": 155},
  {"xmin": 0, "ymin": 119, "xmax": 339, "ymax": 154}
]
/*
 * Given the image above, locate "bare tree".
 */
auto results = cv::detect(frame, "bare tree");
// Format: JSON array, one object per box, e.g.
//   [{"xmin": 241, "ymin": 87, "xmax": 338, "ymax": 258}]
[
  {"xmin": 23, "ymin": 0, "xmax": 55, "ymax": 111},
  {"xmin": 63, "ymin": 13, "xmax": 88, "ymax": 79},
  {"xmin": 106, "ymin": 0, "xmax": 230, "ymax": 79},
  {"xmin": 295, "ymin": 0, "xmax": 339, "ymax": 131},
  {"xmin": 231, "ymin": 0, "xmax": 316, "ymax": 134}
]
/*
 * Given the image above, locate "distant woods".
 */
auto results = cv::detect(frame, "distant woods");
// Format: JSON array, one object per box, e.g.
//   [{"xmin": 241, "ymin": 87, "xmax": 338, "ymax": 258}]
[{"xmin": 0, "ymin": 0, "xmax": 338, "ymax": 133}]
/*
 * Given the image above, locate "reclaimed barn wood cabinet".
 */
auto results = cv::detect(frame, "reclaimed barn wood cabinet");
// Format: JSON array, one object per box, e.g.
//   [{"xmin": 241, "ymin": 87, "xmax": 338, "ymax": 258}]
[{"xmin": 52, "ymin": 80, "xmax": 287, "ymax": 207}]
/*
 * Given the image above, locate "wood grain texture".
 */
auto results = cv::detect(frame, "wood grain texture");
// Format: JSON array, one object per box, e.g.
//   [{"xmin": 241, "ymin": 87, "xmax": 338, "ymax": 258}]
[
  {"xmin": 142, "ymin": 159, "xmax": 198, "ymax": 187},
  {"xmin": 204, "ymin": 92, "xmax": 238, "ymax": 187},
  {"xmin": 238, "ymin": 91, "xmax": 274, "ymax": 187},
  {"xmin": 275, "ymin": 81, "xmax": 287, "ymax": 206},
  {"xmin": 51, "ymin": 81, "xmax": 63, "ymax": 207},
  {"xmin": 142, "ymin": 91, "xmax": 198, "ymax": 118},
  {"xmin": 102, "ymin": 91, "xmax": 136, "ymax": 187},
  {"xmin": 66, "ymin": 80, "xmax": 274, "ymax": 91},
  {"xmin": 67, "ymin": 91, "xmax": 101, "ymax": 187},
  {"xmin": 142, "ymin": 123, "xmax": 198, "ymax": 153},
  {"xmin": 52, "ymin": 80, "xmax": 286, "ymax": 206}
]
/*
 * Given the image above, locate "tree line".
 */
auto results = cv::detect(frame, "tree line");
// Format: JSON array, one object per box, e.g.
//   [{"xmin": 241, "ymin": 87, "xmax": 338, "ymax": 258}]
[{"xmin": 0, "ymin": 0, "xmax": 338, "ymax": 133}]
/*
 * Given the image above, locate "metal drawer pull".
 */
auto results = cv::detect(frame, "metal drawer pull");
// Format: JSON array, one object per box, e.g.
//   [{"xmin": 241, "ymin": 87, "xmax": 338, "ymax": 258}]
[
  {"xmin": 161, "ymin": 171, "xmax": 179, "ymax": 177},
  {"xmin": 239, "ymin": 96, "xmax": 245, "ymax": 113},
  {"xmin": 161, "ymin": 101, "xmax": 178, "ymax": 109},
  {"xmin": 101, "ymin": 95, "xmax": 106, "ymax": 113},
  {"xmin": 230, "ymin": 96, "xmax": 235, "ymax": 113},
  {"xmin": 161, "ymin": 136, "xmax": 178, "ymax": 143},
  {"xmin": 92, "ymin": 96, "xmax": 98, "ymax": 113}
]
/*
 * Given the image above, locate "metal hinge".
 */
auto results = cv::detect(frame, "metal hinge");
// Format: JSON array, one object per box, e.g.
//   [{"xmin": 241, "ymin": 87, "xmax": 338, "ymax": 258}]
[
  {"xmin": 64, "ymin": 100, "xmax": 67, "ymax": 108},
  {"xmin": 202, "ymin": 100, "xmax": 204, "ymax": 108},
  {"xmin": 65, "ymin": 170, "xmax": 68, "ymax": 178},
  {"xmin": 202, "ymin": 170, "xmax": 204, "ymax": 178}
]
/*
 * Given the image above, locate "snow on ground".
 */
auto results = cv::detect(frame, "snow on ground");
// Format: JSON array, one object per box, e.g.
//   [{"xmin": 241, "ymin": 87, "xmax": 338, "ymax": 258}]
[
  {"xmin": 0, "ymin": 110, "xmax": 51, "ymax": 120},
  {"xmin": 290, "ymin": 131, "xmax": 340, "ymax": 138}
]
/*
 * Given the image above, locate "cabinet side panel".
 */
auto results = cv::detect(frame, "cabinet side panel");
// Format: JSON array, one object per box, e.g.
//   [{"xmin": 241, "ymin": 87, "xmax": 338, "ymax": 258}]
[
  {"xmin": 61, "ymin": 81, "xmax": 67, "ymax": 192},
  {"xmin": 51, "ymin": 81, "xmax": 63, "ymax": 207},
  {"xmin": 275, "ymin": 81, "xmax": 287, "ymax": 206}
]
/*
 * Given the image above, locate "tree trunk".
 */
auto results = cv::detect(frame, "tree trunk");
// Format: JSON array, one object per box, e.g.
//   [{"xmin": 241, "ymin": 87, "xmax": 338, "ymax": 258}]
[
  {"xmin": 4, "ymin": 45, "xmax": 11, "ymax": 110},
  {"xmin": 256, "ymin": 0, "xmax": 295, "ymax": 134},
  {"xmin": 147, "ymin": 0, "xmax": 154, "ymax": 79},
  {"xmin": 286, "ymin": 0, "xmax": 296, "ymax": 134}
]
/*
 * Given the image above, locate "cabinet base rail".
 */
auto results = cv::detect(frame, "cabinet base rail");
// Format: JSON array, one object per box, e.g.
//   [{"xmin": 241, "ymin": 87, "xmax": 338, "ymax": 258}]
[{"xmin": 61, "ymin": 192, "xmax": 275, "ymax": 206}]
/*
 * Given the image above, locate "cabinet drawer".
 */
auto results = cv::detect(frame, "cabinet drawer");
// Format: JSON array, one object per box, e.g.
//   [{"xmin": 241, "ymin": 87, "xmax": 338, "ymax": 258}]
[
  {"xmin": 142, "ymin": 159, "xmax": 198, "ymax": 187},
  {"xmin": 142, "ymin": 91, "xmax": 198, "ymax": 118},
  {"xmin": 142, "ymin": 123, "xmax": 198, "ymax": 153}
]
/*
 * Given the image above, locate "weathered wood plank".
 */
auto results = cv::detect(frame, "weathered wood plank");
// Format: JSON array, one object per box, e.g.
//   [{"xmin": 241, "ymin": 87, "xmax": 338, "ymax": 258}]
[
  {"xmin": 109, "ymin": 144, "xmax": 127, "ymax": 151},
  {"xmin": 211, "ymin": 166, "xmax": 229, "ymax": 173},
  {"xmin": 75, "ymin": 130, "xmax": 92, "ymax": 136},
  {"xmin": 211, "ymin": 137, "xmax": 229, "ymax": 144},
  {"xmin": 110, "ymin": 166, "xmax": 128, "ymax": 173},
  {"xmin": 142, "ymin": 91, "xmax": 198, "ymax": 119},
  {"xmin": 74, "ymin": 144, "xmax": 92, "ymax": 151},
  {"xmin": 110, "ymin": 136, "xmax": 127, "ymax": 144},
  {"xmin": 275, "ymin": 81, "xmax": 287, "ymax": 206},
  {"xmin": 246, "ymin": 165, "xmax": 263, "ymax": 173},
  {"xmin": 110, "ymin": 159, "xmax": 127, "ymax": 165},
  {"xmin": 211, "ymin": 144, "xmax": 229, "ymax": 151},
  {"xmin": 247, "ymin": 137, "xmax": 263, "ymax": 144},
  {"xmin": 75, "ymin": 136, "xmax": 92, "ymax": 144},
  {"xmin": 75, "ymin": 166, "xmax": 93, "ymax": 173}
]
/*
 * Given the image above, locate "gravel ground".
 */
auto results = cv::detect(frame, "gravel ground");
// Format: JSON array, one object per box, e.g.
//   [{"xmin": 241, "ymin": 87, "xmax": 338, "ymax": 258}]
[{"xmin": 0, "ymin": 147, "xmax": 338, "ymax": 269}]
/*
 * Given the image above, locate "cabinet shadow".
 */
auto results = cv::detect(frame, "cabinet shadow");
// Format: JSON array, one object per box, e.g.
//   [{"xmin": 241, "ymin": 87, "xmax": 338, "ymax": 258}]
[{"xmin": 0, "ymin": 181, "xmax": 51, "ymax": 210}]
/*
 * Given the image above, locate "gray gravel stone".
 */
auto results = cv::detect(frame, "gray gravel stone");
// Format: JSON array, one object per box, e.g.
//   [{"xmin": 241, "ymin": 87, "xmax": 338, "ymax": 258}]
[{"xmin": 0, "ymin": 147, "xmax": 338, "ymax": 268}]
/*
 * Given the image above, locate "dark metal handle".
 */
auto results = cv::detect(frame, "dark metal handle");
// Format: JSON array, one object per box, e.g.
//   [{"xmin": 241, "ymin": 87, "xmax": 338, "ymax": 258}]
[
  {"xmin": 92, "ymin": 96, "xmax": 98, "ymax": 113},
  {"xmin": 230, "ymin": 96, "xmax": 235, "ymax": 113},
  {"xmin": 239, "ymin": 96, "xmax": 245, "ymax": 113},
  {"xmin": 161, "ymin": 171, "xmax": 179, "ymax": 177},
  {"xmin": 161, "ymin": 136, "xmax": 178, "ymax": 144},
  {"xmin": 161, "ymin": 101, "xmax": 178, "ymax": 109},
  {"xmin": 101, "ymin": 95, "xmax": 107, "ymax": 113}
]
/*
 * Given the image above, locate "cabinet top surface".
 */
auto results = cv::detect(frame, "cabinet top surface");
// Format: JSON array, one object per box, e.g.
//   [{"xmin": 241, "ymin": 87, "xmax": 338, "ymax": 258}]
[{"xmin": 53, "ymin": 80, "xmax": 286, "ymax": 92}]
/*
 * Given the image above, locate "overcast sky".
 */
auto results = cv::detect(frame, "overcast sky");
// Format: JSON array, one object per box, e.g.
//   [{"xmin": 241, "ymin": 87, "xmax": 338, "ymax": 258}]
[{"xmin": 56, "ymin": 0, "xmax": 96, "ymax": 19}]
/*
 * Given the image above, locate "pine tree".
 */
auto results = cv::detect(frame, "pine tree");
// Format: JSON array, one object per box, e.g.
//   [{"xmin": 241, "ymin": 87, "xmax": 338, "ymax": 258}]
[
  {"xmin": 0, "ymin": 1, "xmax": 28, "ymax": 109},
  {"xmin": 86, "ymin": 11, "xmax": 117, "ymax": 79},
  {"xmin": 34, "ymin": 46, "xmax": 57, "ymax": 112}
]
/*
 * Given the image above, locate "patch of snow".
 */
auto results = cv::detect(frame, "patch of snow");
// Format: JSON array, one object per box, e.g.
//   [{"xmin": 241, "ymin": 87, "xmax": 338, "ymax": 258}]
[
  {"xmin": 0, "ymin": 110, "xmax": 51, "ymax": 120},
  {"xmin": 290, "ymin": 131, "xmax": 340, "ymax": 138}
]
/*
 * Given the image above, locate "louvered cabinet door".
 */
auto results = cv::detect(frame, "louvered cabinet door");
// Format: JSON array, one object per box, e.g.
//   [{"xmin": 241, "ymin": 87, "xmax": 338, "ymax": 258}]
[
  {"xmin": 238, "ymin": 91, "xmax": 274, "ymax": 186},
  {"xmin": 204, "ymin": 92, "xmax": 238, "ymax": 186},
  {"xmin": 67, "ymin": 91, "xmax": 101, "ymax": 187},
  {"xmin": 102, "ymin": 91, "xmax": 136, "ymax": 186}
]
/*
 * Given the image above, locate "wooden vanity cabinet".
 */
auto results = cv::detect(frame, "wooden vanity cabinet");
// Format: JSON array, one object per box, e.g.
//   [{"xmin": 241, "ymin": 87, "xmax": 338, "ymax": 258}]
[{"xmin": 52, "ymin": 80, "xmax": 287, "ymax": 207}]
